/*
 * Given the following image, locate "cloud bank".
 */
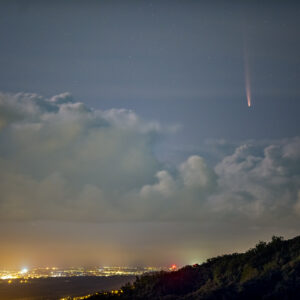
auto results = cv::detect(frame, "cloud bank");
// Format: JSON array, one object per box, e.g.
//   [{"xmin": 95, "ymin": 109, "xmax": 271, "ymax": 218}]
[{"xmin": 0, "ymin": 92, "xmax": 299, "ymax": 229}]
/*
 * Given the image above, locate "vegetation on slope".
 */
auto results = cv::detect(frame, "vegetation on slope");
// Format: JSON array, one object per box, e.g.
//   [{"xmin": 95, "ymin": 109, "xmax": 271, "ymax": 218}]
[{"xmin": 86, "ymin": 235, "xmax": 300, "ymax": 300}]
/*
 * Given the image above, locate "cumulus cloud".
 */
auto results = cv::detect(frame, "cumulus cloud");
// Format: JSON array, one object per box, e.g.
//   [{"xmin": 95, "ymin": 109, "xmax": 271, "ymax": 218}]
[
  {"xmin": 141, "ymin": 171, "xmax": 176, "ymax": 198},
  {"xmin": 0, "ymin": 91, "xmax": 300, "ymax": 229},
  {"xmin": 179, "ymin": 156, "xmax": 211, "ymax": 188},
  {"xmin": 0, "ymin": 92, "xmax": 162, "ymax": 221},
  {"xmin": 210, "ymin": 139, "xmax": 300, "ymax": 224}
]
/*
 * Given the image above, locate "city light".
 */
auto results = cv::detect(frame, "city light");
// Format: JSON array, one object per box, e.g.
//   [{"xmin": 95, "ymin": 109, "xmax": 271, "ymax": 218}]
[
  {"xmin": 169, "ymin": 264, "xmax": 177, "ymax": 271},
  {"xmin": 0, "ymin": 266, "xmax": 162, "ymax": 282},
  {"xmin": 1, "ymin": 275, "xmax": 14, "ymax": 280}
]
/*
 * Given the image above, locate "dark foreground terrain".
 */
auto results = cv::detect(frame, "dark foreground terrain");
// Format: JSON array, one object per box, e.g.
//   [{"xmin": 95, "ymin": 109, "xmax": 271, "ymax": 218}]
[
  {"xmin": 87, "ymin": 236, "xmax": 300, "ymax": 300},
  {"xmin": 0, "ymin": 276, "xmax": 135, "ymax": 300}
]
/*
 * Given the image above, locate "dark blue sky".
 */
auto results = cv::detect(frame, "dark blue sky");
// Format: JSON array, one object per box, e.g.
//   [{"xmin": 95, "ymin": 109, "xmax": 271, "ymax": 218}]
[{"xmin": 1, "ymin": 0, "xmax": 299, "ymax": 147}]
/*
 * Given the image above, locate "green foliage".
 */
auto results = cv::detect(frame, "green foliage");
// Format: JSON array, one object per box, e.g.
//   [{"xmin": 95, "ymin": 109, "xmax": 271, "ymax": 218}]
[
  {"xmin": 86, "ymin": 235, "xmax": 300, "ymax": 300},
  {"xmin": 240, "ymin": 264, "xmax": 258, "ymax": 283}
]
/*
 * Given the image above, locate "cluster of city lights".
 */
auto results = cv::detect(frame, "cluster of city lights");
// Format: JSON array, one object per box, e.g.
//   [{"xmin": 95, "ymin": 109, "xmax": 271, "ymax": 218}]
[
  {"xmin": 0, "ymin": 266, "xmax": 164, "ymax": 284},
  {"xmin": 1, "ymin": 265, "xmax": 179, "ymax": 300},
  {"xmin": 61, "ymin": 289, "xmax": 125, "ymax": 300}
]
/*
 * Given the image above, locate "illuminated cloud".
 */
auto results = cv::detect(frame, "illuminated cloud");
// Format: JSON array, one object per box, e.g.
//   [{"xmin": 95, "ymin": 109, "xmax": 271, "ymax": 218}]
[
  {"xmin": 179, "ymin": 155, "xmax": 211, "ymax": 188},
  {"xmin": 0, "ymin": 92, "xmax": 162, "ymax": 221},
  {"xmin": 0, "ymin": 92, "xmax": 300, "ymax": 229},
  {"xmin": 210, "ymin": 139, "xmax": 300, "ymax": 224}
]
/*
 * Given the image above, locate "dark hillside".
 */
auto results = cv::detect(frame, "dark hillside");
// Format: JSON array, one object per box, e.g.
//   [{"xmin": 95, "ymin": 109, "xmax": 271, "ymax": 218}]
[{"xmin": 86, "ymin": 235, "xmax": 300, "ymax": 300}]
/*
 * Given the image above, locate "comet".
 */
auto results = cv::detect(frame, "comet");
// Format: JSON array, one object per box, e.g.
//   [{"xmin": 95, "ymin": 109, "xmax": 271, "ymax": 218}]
[
  {"xmin": 243, "ymin": 35, "xmax": 252, "ymax": 107},
  {"xmin": 244, "ymin": 59, "xmax": 251, "ymax": 107}
]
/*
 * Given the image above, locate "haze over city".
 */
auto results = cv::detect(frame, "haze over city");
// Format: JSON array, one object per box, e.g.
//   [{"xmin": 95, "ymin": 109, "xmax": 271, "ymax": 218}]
[{"xmin": 0, "ymin": 0, "xmax": 300, "ymax": 275}]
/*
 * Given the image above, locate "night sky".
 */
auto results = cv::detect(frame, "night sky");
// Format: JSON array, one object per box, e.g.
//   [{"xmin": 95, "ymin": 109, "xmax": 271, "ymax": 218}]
[{"xmin": 0, "ymin": 0, "xmax": 300, "ymax": 269}]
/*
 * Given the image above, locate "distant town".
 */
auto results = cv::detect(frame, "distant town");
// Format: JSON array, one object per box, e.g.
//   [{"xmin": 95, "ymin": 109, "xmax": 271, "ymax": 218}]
[{"xmin": 0, "ymin": 265, "xmax": 174, "ymax": 284}]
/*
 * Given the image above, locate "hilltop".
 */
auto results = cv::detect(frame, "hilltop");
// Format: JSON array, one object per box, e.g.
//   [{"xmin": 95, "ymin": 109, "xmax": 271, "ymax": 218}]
[{"xmin": 85, "ymin": 235, "xmax": 300, "ymax": 300}]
